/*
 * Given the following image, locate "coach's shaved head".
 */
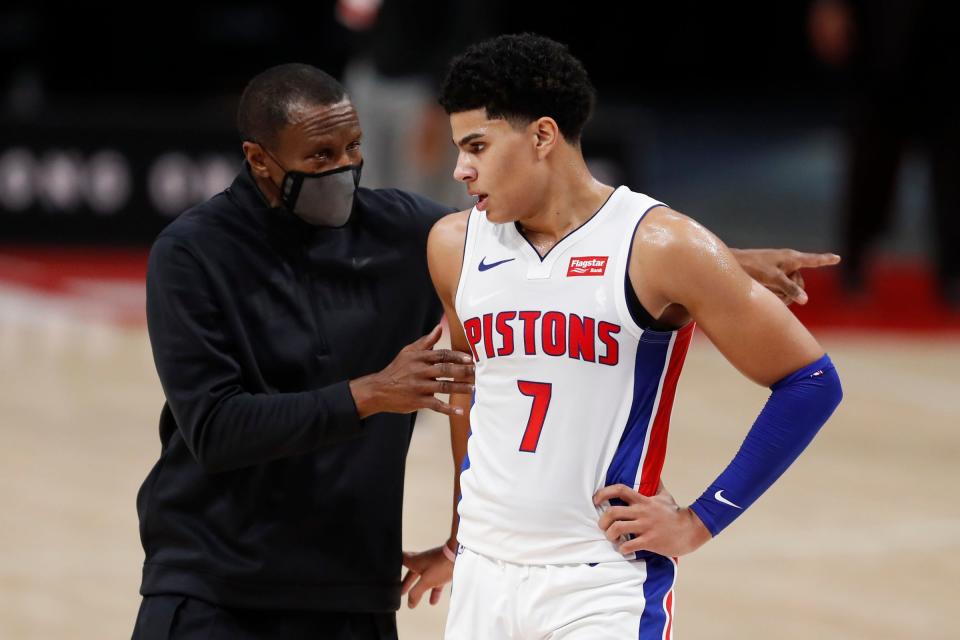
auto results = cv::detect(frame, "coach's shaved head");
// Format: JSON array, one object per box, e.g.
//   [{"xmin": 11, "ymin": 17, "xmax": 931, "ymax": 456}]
[{"xmin": 237, "ymin": 63, "xmax": 347, "ymax": 149}]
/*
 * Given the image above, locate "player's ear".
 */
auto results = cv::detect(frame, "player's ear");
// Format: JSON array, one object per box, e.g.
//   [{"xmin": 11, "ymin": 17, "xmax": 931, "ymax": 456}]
[{"xmin": 531, "ymin": 117, "xmax": 560, "ymax": 160}]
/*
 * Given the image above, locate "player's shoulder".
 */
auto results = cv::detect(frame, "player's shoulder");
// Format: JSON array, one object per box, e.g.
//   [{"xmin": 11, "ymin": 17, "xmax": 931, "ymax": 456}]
[
  {"xmin": 629, "ymin": 205, "xmax": 738, "ymax": 312},
  {"xmin": 427, "ymin": 209, "xmax": 471, "ymax": 251},
  {"xmin": 426, "ymin": 209, "xmax": 471, "ymax": 294},
  {"xmin": 634, "ymin": 206, "xmax": 726, "ymax": 266}
]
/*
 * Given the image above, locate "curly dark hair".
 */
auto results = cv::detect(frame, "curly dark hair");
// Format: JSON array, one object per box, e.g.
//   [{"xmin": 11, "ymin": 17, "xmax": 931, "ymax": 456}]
[
  {"xmin": 237, "ymin": 63, "xmax": 346, "ymax": 149},
  {"xmin": 439, "ymin": 33, "xmax": 596, "ymax": 142}
]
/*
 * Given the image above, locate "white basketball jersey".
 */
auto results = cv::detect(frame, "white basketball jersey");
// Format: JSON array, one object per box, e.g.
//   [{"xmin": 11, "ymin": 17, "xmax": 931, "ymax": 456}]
[{"xmin": 454, "ymin": 186, "xmax": 694, "ymax": 565}]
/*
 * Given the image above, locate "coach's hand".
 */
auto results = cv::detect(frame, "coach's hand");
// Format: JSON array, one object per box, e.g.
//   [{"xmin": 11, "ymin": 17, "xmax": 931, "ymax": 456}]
[
  {"xmin": 400, "ymin": 543, "xmax": 455, "ymax": 608},
  {"xmin": 349, "ymin": 324, "xmax": 475, "ymax": 419},
  {"xmin": 731, "ymin": 248, "xmax": 840, "ymax": 306},
  {"xmin": 594, "ymin": 484, "xmax": 712, "ymax": 557}
]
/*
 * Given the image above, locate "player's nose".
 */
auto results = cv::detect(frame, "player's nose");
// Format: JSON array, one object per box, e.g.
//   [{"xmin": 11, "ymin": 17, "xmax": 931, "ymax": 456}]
[{"xmin": 453, "ymin": 152, "xmax": 476, "ymax": 183}]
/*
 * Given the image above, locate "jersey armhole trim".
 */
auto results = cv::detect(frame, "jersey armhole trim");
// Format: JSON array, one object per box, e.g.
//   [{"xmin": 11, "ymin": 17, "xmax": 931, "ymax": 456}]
[
  {"xmin": 453, "ymin": 208, "xmax": 477, "ymax": 318},
  {"xmin": 615, "ymin": 202, "xmax": 668, "ymax": 339}
]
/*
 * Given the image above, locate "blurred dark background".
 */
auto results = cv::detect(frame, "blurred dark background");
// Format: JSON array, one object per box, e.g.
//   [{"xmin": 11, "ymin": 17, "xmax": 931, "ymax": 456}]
[
  {"xmin": 1, "ymin": 0, "xmax": 958, "ymax": 321},
  {"xmin": 1, "ymin": 2, "xmax": 831, "ymax": 105}
]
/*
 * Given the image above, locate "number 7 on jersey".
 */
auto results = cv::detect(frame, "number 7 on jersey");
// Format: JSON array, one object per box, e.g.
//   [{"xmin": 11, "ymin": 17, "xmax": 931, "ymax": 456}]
[{"xmin": 517, "ymin": 380, "xmax": 552, "ymax": 453}]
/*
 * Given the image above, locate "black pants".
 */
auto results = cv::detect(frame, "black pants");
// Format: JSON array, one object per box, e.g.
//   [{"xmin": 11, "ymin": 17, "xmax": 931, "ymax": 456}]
[{"xmin": 132, "ymin": 596, "xmax": 398, "ymax": 640}]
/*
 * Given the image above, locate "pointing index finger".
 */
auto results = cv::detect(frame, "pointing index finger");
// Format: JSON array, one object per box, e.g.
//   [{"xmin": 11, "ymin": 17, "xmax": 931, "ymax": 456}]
[{"xmin": 787, "ymin": 251, "xmax": 841, "ymax": 270}]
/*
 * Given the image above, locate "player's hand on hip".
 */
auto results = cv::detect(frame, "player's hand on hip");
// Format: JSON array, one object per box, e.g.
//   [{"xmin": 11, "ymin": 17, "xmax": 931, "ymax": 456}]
[
  {"xmin": 349, "ymin": 324, "xmax": 475, "ymax": 419},
  {"xmin": 731, "ymin": 248, "xmax": 840, "ymax": 306},
  {"xmin": 655, "ymin": 479, "xmax": 675, "ymax": 501},
  {"xmin": 594, "ymin": 484, "xmax": 712, "ymax": 557},
  {"xmin": 400, "ymin": 544, "xmax": 455, "ymax": 608}
]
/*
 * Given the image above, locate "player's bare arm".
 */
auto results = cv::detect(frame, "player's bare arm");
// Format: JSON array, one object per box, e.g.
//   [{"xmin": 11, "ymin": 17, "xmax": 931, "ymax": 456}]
[
  {"xmin": 636, "ymin": 208, "xmax": 825, "ymax": 383},
  {"xmin": 399, "ymin": 210, "xmax": 474, "ymax": 608},
  {"xmin": 596, "ymin": 206, "xmax": 841, "ymax": 557}
]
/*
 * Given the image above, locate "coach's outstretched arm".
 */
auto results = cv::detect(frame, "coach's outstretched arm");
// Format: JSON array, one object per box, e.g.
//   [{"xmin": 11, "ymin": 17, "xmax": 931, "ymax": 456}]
[
  {"xmin": 594, "ymin": 207, "xmax": 843, "ymax": 557},
  {"xmin": 147, "ymin": 236, "xmax": 473, "ymax": 474}
]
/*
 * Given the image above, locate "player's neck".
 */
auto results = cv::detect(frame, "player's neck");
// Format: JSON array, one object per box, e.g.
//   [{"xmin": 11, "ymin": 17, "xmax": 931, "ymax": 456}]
[{"xmin": 517, "ymin": 156, "xmax": 614, "ymax": 242}]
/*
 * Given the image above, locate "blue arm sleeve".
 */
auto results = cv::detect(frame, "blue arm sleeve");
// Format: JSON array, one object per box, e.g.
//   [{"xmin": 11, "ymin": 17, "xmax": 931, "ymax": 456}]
[{"xmin": 689, "ymin": 354, "xmax": 843, "ymax": 536}]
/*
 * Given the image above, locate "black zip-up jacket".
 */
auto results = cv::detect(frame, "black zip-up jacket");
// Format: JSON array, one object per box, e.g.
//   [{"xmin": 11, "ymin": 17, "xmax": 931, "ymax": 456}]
[{"xmin": 137, "ymin": 166, "xmax": 452, "ymax": 611}]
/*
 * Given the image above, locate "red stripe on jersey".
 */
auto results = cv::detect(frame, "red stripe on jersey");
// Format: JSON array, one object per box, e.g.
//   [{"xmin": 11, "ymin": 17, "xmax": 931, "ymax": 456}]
[
  {"xmin": 665, "ymin": 588, "xmax": 675, "ymax": 639},
  {"xmin": 637, "ymin": 323, "xmax": 695, "ymax": 496}
]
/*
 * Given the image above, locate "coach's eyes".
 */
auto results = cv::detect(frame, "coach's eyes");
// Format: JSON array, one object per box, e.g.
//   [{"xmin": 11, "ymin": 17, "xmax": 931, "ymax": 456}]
[{"xmin": 471, "ymin": 143, "xmax": 485, "ymax": 153}]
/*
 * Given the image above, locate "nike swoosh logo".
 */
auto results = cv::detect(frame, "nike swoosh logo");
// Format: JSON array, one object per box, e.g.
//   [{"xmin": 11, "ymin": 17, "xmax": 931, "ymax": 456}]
[
  {"xmin": 478, "ymin": 257, "xmax": 515, "ymax": 272},
  {"xmin": 715, "ymin": 490, "xmax": 742, "ymax": 509}
]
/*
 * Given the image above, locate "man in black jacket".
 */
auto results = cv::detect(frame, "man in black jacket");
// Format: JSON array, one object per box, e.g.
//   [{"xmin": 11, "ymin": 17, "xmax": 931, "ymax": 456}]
[
  {"xmin": 132, "ymin": 64, "xmax": 473, "ymax": 639},
  {"xmin": 133, "ymin": 63, "xmax": 839, "ymax": 639}
]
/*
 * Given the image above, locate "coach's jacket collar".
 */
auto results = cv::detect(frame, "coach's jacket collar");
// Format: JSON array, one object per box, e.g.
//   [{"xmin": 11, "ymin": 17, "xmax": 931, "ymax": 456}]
[{"xmin": 226, "ymin": 162, "xmax": 313, "ymax": 234}]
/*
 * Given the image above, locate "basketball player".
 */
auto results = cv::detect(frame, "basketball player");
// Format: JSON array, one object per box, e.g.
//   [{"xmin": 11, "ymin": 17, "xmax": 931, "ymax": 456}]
[{"xmin": 423, "ymin": 34, "xmax": 843, "ymax": 638}]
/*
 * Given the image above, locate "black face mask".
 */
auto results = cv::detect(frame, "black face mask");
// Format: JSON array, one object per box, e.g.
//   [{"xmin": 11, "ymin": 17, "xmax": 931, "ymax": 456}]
[
  {"xmin": 279, "ymin": 162, "xmax": 363, "ymax": 227},
  {"xmin": 260, "ymin": 147, "xmax": 363, "ymax": 227}
]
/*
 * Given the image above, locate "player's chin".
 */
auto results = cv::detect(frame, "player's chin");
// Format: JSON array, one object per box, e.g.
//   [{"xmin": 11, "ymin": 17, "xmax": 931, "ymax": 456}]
[
  {"xmin": 484, "ymin": 207, "xmax": 503, "ymax": 223},
  {"xmin": 484, "ymin": 205, "xmax": 514, "ymax": 224}
]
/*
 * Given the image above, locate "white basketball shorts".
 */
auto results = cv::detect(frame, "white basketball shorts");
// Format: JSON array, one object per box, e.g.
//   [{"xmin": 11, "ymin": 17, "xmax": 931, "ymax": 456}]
[{"xmin": 444, "ymin": 546, "xmax": 678, "ymax": 639}]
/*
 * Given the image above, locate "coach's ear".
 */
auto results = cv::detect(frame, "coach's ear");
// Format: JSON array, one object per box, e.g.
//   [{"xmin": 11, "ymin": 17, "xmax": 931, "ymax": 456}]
[
  {"xmin": 242, "ymin": 141, "xmax": 271, "ymax": 179},
  {"xmin": 531, "ymin": 117, "xmax": 560, "ymax": 160}
]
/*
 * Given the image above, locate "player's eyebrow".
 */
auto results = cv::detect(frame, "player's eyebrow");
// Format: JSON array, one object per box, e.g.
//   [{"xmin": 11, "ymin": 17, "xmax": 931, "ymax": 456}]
[{"xmin": 455, "ymin": 132, "xmax": 484, "ymax": 147}]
